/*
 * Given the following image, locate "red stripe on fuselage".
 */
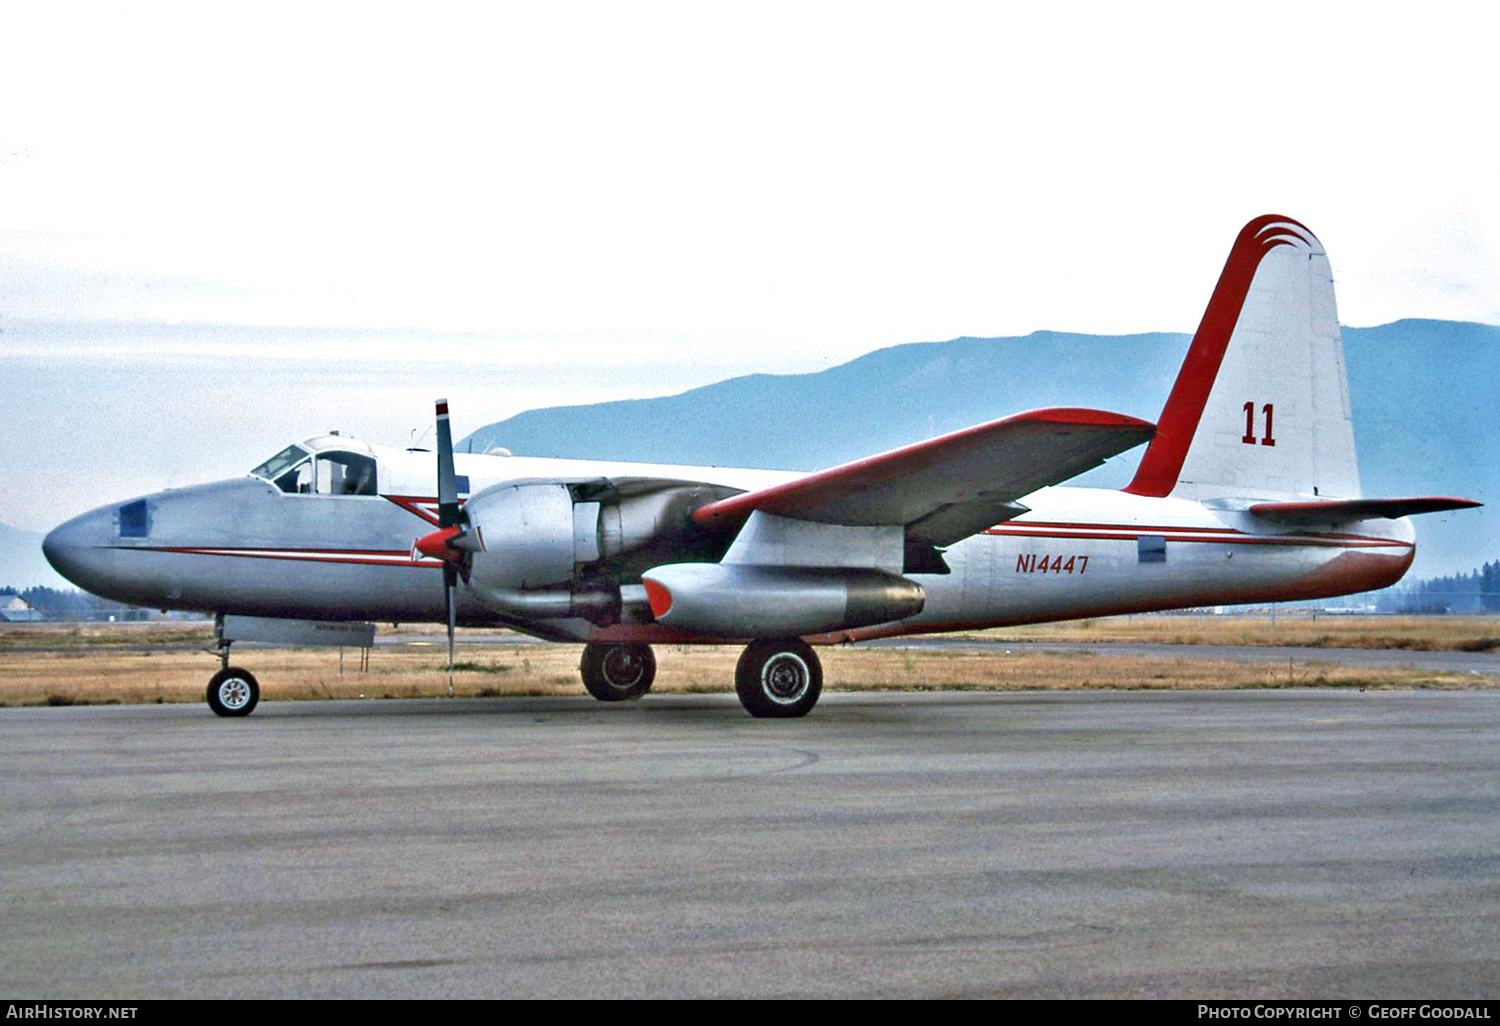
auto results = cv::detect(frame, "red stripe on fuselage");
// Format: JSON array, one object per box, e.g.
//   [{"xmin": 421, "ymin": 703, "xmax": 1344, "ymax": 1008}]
[
  {"xmin": 137, "ymin": 545, "xmax": 446, "ymax": 568},
  {"xmin": 985, "ymin": 522, "xmax": 1409, "ymax": 549},
  {"xmin": 1010, "ymin": 519, "xmax": 1411, "ymax": 545}
]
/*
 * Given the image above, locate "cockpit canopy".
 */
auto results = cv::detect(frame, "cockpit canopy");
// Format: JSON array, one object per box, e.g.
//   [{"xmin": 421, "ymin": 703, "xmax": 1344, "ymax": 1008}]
[{"xmin": 250, "ymin": 440, "xmax": 378, "ymax": 496}]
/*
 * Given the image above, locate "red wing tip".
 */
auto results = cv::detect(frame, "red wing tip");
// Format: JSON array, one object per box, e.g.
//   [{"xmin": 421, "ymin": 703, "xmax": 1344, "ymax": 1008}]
[{"xmin": 1389, "ymin": 496, "xmax": 1482, "ymax": 510}]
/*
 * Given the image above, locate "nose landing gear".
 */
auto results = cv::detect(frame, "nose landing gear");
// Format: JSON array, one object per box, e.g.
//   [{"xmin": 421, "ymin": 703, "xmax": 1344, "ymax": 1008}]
[
  {"xmin": 206, "ymin": 613, "xmax": 259, "ymax": 717},
  {"xmin": 207, "ymin": 666, "xmax": 260, "ymax": 717}
]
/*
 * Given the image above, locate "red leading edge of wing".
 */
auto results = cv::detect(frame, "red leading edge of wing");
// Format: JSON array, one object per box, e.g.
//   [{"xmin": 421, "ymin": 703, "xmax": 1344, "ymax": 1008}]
[
  {"xmin": 1124, "ymin": 215, "xmax": 1316, "ymax": 498},
  {"xmin": 691, "ymin": 407, "xmax": 1155, "ymax": 531}
]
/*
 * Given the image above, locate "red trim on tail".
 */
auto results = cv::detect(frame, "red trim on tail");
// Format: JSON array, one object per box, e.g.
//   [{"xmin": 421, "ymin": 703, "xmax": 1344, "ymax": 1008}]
[{"xmin": 1124, "ymin": 215, "xmax": 1316, "ymax": 498}]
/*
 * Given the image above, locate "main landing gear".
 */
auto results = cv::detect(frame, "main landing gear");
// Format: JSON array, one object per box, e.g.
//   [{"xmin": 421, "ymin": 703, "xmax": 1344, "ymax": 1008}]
[
  {"xmin": 578, "ymin": 639, "xmax": 823, "ymax": 718},
  {"xmin": 579, "ymin": 642, "xmax": 656, "ymax": 701},
  {"xmin": 206, "ymin": 614, "xmax": 259, "ymax": 717},
  {"xmin": 735, "ymin": 639, "xmax": 822, "ymax": 718}
]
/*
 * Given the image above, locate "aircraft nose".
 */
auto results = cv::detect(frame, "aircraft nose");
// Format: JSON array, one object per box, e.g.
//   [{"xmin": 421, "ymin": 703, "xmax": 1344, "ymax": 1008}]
[{"xmin": 43, "ymin": 508, "xmax": 115, "ymax": 593}]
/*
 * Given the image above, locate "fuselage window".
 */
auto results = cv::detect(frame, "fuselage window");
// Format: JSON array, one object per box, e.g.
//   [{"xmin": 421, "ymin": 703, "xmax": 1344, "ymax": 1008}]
[{"xmin": 316, "ymin": 452, "xmax": 378, "ymax": 496}]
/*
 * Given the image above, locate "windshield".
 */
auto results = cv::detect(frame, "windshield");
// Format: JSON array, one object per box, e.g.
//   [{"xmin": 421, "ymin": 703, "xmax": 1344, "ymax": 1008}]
[{"xmin": 250, "ymin": 444, "xmax": 311, "ymax": 482}]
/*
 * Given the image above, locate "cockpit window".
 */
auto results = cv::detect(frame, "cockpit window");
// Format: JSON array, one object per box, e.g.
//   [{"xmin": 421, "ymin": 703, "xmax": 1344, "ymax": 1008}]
[
  {"xmin": 251, "ymin": 445, "xmax": 311, "ymax": 483},
  {"xmin": 316, "ymin": 452, "xmax": 378, "ymax": 496},
  {"xmin": 274, "ymin": 461, "xmax": 313, "ymax": 494},
  {"xmin": 251, "ymin": 443, "xmax": 376, "ymax": 496}
]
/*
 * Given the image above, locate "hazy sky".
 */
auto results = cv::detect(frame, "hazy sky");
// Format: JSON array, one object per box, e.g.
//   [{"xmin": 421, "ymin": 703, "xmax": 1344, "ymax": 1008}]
[{"xmin": 2, "ymin": 2, "xmax": 1496, "ymax": 533}]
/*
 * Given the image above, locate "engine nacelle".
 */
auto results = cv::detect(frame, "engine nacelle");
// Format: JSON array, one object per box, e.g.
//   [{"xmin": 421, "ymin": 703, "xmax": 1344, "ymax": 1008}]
[
  {"xmin": 458, "ymin": 479, "xmax": 736, "ymax": 624},
  {"xmin": 641, "ymin": 563, "xmax": 925, "ymax": 637},
  {"xmin": 465, "ymin": 482, "xmax": 577, "ymax": 593},
  {"xmin": 598, "ymin": 486, "xmax": 706, "ymax": 558}
]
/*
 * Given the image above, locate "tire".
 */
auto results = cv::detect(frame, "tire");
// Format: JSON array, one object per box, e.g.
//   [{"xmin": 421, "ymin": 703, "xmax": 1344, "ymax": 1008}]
[
  {"xmin": 580, "ymin": 643, "xmax": 656, "ymax": 702},
  {"xmin": 207, "ymin": 667, "xmax": 259, "ymax": 717},
  {"xmin": 735, "ymin": 639, "xmax": 822, "ymax": 718}
]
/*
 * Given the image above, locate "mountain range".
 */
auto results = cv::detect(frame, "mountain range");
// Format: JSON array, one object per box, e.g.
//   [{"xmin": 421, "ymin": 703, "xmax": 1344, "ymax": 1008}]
[{"xmin": 459, "ymin": 319, "xmax": 1496, "ymax": 578}]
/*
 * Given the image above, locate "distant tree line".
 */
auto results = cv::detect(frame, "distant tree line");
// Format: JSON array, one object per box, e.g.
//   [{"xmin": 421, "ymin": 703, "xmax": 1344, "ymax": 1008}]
[{"xmin": 1377, "ymin": 560, "xmax": 1500, "ymax": 614}]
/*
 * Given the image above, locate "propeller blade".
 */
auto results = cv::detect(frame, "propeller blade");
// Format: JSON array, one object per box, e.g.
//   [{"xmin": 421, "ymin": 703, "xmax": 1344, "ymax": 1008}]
[
  {"xmin": 435, "ymin": 398, "xmax": 460, "ymax": 529},
  {"xmin": 435, "ymin": 398, "xmax": 460, "ymax": 696}
]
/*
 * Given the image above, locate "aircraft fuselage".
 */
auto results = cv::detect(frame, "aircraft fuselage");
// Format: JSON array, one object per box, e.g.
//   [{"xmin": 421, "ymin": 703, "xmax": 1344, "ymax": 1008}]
[{"xmin": 43, "ymin": 453, "xmax": 1416, "ymax": 641}]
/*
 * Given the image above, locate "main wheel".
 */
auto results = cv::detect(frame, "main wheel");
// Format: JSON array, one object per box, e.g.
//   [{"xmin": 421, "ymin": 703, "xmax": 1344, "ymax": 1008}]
[
  {"xmin": 735, "ymin": 639, "xmax": 822, "ymax": 718},
  {"xmin": 580, "ymin": 643, "xmax": 656, "ymax": 702},
  {"xmin": 207, "ymin": 667, "xmax": 260, "ymax": 717}
]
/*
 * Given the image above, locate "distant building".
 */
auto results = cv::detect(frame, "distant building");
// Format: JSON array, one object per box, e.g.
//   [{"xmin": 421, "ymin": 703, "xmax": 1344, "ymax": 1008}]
[{"xmin": 0, "ymin": 596, "xmax": 45, "ymax": 622}]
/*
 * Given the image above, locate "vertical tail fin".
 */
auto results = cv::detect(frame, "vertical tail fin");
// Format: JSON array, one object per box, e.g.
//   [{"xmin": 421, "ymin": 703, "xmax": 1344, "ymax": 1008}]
[{"xmin": 1125, "ymin": 215, "xmax": 1361, "ymax": 503}]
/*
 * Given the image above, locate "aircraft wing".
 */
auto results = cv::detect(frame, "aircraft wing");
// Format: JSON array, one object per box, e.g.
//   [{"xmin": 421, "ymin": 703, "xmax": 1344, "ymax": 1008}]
[
  {"xmin": 692, "ymin": 407, "xmax": 1155, "ymax": 546},
  {"xmin": 1250, "ymin": 496, "xmax": 1482, "ymax": 526}
]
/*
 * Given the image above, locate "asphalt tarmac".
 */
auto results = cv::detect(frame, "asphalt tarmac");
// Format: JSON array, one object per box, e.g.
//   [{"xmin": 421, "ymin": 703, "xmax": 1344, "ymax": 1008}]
[{"xmin": 2, "ymin": 689, "xmax": 1498, "ymax": 999}]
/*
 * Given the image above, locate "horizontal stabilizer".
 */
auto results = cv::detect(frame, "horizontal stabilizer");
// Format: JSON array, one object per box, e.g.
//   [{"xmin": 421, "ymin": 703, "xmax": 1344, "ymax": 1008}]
[
  {"xmin": 692, "ymin": 408, "xmax": 1155, "ymax": 535},
  {"xmin": 1249, "ymin": 496, "xmax": 1482, "ymax": 526}
]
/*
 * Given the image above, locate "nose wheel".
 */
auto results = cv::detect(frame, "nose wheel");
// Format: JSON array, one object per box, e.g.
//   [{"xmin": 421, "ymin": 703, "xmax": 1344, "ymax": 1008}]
[
  {"xmin": 205, "ymin": 613, "xmax": 259, "ymax": 716},
  {"xmin": 207, "ymin": 666, "xmax": 260, "ymax": 717}
]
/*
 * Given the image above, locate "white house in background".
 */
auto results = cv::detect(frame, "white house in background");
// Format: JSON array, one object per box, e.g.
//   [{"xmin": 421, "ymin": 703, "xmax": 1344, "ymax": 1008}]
[{"xmin": 0, "ymin": 596, "xmax": 45, "ymax": 622}]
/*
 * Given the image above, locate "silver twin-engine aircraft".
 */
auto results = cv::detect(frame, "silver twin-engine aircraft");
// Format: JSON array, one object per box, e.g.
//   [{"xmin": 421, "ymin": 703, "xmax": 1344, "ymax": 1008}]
[{"xmin": 43, "ymin": 216, "xmax": 1480, "ymax": 718}]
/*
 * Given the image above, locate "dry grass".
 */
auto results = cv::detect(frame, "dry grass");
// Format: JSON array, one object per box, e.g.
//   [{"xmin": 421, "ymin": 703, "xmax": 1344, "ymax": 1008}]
[
  {"xmin": 0, "ymin": 621, "xmax": 218, "ymax": 650},
  {"xmin": 0, "ymin": 634, "xmax": 1490, "ymax": 708},
  {"xmin": 966, "ymin": 614, "xmax": 1500, "ymax": 652},
  {"xmin": 6, "ymin": 614, "xmax": 1496, "ymax": 654}
]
